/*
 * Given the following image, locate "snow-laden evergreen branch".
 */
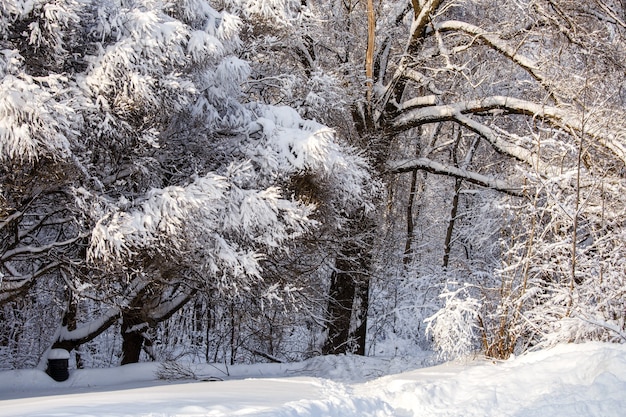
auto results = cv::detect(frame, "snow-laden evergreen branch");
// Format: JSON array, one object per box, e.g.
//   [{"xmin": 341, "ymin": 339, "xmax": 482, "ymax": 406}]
[{"xmin": 0, "ymin": 74, "xmax": 76, "ymax": 162}]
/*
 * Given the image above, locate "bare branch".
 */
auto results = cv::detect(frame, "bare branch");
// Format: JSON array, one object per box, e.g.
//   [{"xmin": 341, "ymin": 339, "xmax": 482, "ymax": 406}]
[
  {"xmin": 0, "ymin": 210, "xmax": 23, "ymax": 232},
  {"xmin": 1, "ymin": 234, "xmax": 86, "ymax": 261}
]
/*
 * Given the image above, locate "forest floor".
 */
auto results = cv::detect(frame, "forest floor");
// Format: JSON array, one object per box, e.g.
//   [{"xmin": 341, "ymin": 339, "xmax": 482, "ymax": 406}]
[{"xmin": 0, "ymin": 342, "xmax": 624, "ymax": 416}]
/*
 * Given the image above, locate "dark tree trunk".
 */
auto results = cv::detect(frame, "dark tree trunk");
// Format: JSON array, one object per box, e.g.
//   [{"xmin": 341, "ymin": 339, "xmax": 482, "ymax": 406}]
[
  {"xmin": 443, "ymin": 178, "xmax": 462, "ymax": 268},
  {"xmin": 353, "ymin": 278, "xmax": 370, "ymax": 355},
  {"xmin": 322, "ymin": 268, "xmax": 356, "ymax": 354},
  {"xmin": 120, "ymin": 312, "xmax": 145, "ymax": 365},
  {"xmin": 323, "ymin": 220, "xmax": 373, "ymax": 355}
]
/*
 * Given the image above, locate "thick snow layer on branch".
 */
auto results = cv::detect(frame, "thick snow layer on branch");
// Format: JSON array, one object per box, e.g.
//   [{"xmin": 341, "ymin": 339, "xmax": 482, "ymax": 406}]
[
  {"xmin": 393, "ymin": 95, "xmax": 626, "ymax": 166},
  {"xmin": 0, "ymin": 75, "xmax": 76, "ymax": 162},
  {"xmin": 388, "ymin": 157, "xmax": 523, "ymax": 196},
  {"xmin": 247, "ymin": 104, "xmax": 380, "ymax": 214}
]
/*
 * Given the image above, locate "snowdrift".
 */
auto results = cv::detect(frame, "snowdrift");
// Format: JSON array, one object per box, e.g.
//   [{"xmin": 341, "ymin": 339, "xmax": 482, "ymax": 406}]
[{"xmin": 0, "ymin": 342, "xmax": 624, "ymax": 416}]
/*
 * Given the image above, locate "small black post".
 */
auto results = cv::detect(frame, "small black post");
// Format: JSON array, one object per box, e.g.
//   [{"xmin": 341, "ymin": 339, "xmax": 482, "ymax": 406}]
[{"xmin": 46, "ymin": 349, "xmax": 70, "ymax": 382}]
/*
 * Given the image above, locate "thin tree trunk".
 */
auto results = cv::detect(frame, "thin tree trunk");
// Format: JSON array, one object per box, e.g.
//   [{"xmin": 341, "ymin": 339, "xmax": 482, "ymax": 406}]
[
  {"xmin": 443, "ymin": 178, "xmax": 463, "ymax": 268},
  {"xmin": 442, "ymin": 134, "xmax": 481, "ymax": 268},
  {"xmin": 404, "ymin": 169, "xmax": 419, "ymax": 264},
  {"xmin": 353, "ymin": 276, "xmax": 370, "ymax": 355}
]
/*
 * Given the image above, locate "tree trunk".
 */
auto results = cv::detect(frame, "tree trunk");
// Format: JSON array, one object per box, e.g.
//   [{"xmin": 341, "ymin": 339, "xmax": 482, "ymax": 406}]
[
  {"xmin": 322, "ymin": 268, "xmax": 356, "ymax": 354},
  {"xmin": 323, "ymin": 218, "xmax": 373, "ymax": 355},
  {"xmin": 120, "ymin": 312, "xmax": 145, "ymax": 365},
  {"xmin": 443, "ymin": 178, "xmax": 462, "ymax": 269},
  {"xmin": 353, "ymin": 278, "xmax": 370, "ymax": 355}
]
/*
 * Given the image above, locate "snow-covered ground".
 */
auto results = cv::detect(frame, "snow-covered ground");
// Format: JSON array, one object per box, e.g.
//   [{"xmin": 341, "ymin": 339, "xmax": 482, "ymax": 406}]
[{"xmin": 1, "ymin": 342, "xmax": 624, "ymax": 417}]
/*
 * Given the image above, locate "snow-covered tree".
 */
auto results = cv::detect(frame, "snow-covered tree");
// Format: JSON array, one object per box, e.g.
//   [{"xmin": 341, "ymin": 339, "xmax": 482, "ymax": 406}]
[
  {"xmin": 0, "ymin": 0, "xmax": 376, "ymax": 367},
  {"xmin": 232, "ymin": 0, "xmax": 626, "ymax": 357}
]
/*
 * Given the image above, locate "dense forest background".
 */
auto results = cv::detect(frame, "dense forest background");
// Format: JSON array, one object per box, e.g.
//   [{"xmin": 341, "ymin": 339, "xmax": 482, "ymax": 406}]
[{"xmin": 1, "ymin": 0, "xmax": 625, "ymax": 370}]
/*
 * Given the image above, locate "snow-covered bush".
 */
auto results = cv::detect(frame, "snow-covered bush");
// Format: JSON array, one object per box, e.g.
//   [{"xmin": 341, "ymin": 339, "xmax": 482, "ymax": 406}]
[{"xmin": 425, "ymin": 283, "xmax": 483, "ymax": 361}]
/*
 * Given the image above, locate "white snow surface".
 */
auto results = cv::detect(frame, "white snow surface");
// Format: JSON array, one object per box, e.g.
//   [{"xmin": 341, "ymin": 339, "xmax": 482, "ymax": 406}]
[{"xmin": 1, "ymin": 342, "xmax": 624, "ymax": 417}]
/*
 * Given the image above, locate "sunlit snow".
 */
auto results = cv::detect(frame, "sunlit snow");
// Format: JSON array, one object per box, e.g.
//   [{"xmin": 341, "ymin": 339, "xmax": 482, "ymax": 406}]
[{"xmin": 1, "ymin": 342, "xmax": 624, "ymax": 417}]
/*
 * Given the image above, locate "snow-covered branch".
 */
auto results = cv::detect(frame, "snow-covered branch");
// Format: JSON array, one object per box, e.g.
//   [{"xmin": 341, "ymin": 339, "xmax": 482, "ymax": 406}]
[
  {"xmin": 56, "ymin": 306, "xmax": 122, "ymax": 347},
  {"xmin": 393, "ymin": 95, "xmax": 626, "ymax": 166},
  {"xmin": 55, "ymin": 277, "xmax": 152, "ymax": 347},
  {"xmin": 452, "ymin": 114, "xmax": 549, "ymax": 174},
  {"xmin": 392, "ymin": 96, "xmax": 565, "ymax": 130},
  {"xmin": 408, "ymin": 0, "xmax": 444, "ymax": 53},
  {"xmin": 1, "ymin": 235, "xmax": 85, "ymax": 262},
  {"xmin": 387, "ymin": 157, "xmax": 524, "ymax": 196},
  {"xmin": 148, "ymin": 287, "xmax": 197, "ymax": 323},
  {"xmin": 435, "ymin": 20, "xmax": 557, "ymax": 102},
  {"xmin": 0, "ymin": 262, "xmax": 61, "ymax": 302}
]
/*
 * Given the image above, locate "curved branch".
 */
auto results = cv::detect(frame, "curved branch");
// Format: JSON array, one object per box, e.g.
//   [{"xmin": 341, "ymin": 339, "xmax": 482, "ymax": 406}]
[
  {"xmin": 148, "ymin": 287, "xmax": 197, "ymax": 323},
  {"xmin": 0, "ymin": 261, "xmax": 62, "ymax": 304},
  {"xmin": 393, "ymin": 96, "xmax": 564, "ymax": 130},
  {"xmin": 1, "ymin": 234, "xmax": 86, "ymax": 261},
  {"xmin": 54, "ymin": 278, "xmax": 151, "ymax": 350},
  {"xmin": 54, "ymin": 306, "xmax": 122, "ymax": 350},
  {"xmin": 435, "ymin": 20, "xmax": 559, "ymax": 103},
  {"xmin": 392, "ymin": 95, "xmax": 626, "ymax": 166},
  {"xmin": 387, "ymin": 157, "xmax": 523, "ymax": 196}
]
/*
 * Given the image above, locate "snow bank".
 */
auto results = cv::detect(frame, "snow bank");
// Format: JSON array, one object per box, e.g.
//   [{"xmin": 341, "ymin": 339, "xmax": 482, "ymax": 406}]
[
  {"xmin": 0, "ymin": 342, "xmax": 624, "ymax": 417},
  {"xmin": 365, "ymin": 342, "xmax": 626, "ymax": 417}
]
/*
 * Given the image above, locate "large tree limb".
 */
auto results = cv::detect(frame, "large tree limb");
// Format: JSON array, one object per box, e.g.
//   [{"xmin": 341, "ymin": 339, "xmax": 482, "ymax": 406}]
[
  {"xmin": 393, "ymin": 96, "xmax": 565, "ymax": 129},
  {"xmin": 54, "ymin": 277, "xmax": 151, "ymax": 349},
  {"xmin": 409, "ymin": 0, "xmax": 444, "ymax": 52},
  {"xmin": 54, "ymin": 306, "xmax": 122, "ymax": 350},
  {"xmin": 392, "ymin": 95, "xmax": 626, "ymax": 166},
  {"xmin": 376, "ymin": 0, "xmax": 444, "ymax": 121},
  {"xmin": 387, "ymin": 157, "xmax": 524, "ymax": 196}
]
